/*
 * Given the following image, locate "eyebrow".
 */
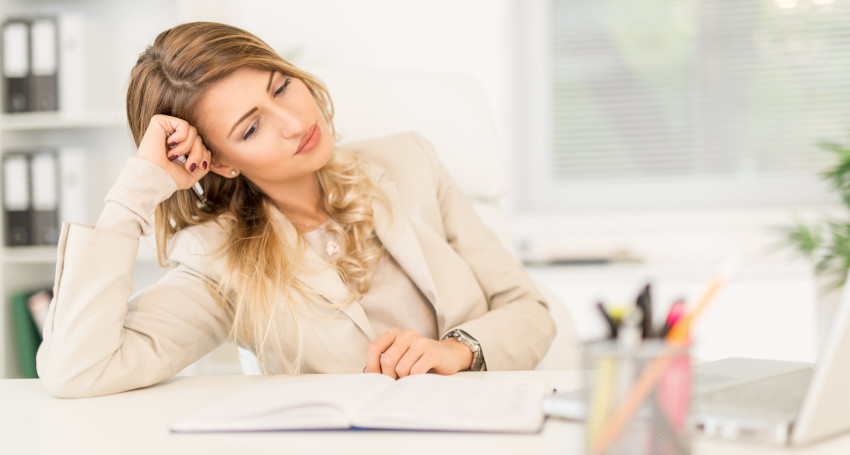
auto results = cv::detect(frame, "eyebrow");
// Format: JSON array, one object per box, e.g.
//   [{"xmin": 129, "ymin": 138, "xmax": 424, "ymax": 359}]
[
  {"xmin": 266, "ymin": 70, "xmax": 274, "ymax": 92},
  {"xmin": 228, "ymin": 107, "xmax": 258, "ymax": 139},
  {"xmin": 228, "ymin": 71, "xmax": 276, "ymax": 139}
]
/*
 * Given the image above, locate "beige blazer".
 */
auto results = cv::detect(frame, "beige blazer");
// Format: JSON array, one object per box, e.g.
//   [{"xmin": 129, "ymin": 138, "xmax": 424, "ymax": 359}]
[{"xmin": 36, "ymin": 132, "xmax": 556, "ymax": 398}]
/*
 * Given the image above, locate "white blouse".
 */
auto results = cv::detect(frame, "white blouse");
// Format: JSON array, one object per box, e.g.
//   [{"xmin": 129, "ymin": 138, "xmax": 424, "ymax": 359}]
[{"xmin": 302, "ymin": 223, "xmax": 438, "ymax": 340}]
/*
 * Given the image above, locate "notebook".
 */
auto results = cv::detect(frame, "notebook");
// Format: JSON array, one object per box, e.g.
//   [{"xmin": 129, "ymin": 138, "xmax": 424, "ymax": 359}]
[{"xmin": 171, "ymin": 373, "xmax": 547, "ymax": 434}]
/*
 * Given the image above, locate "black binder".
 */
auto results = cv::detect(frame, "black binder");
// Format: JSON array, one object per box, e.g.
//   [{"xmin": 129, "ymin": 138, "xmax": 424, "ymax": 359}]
[
  {"xmin": 2, "ymin": 153, "xmax": 32, "ymax": 246},
  {"xmin": 29, "ymin": 17, "xmax": 58, "ymax": 111},
  {"xmin": 1, "ymin": 19, "xmax": 32, "ymax": 113}
]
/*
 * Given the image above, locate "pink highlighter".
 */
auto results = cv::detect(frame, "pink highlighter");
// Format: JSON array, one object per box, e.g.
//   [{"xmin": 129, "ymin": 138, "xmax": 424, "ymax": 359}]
[
  {"xmin": 660, "ymin": 300, "xmax": 685, "ymax": 338},
  {"xmin": 658, "ymin": 300, "xmax": 690, "ymax": 434}
]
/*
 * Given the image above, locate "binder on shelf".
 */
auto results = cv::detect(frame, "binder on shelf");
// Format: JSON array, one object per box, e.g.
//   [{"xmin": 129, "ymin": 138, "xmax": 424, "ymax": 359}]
[
  {"xmin": 1, "ymin": 19, "xmax": 31, "ymax": 113},
  {"xmin": 57, "ymin": 13, "xmax": 87, "ymax": 115},
  {"xmin": 29, "ymin": 17, "xmax": 59, "ymax": 111},
  {"xmin": 2, "ymin": 153, "xmax": 32, "ymax": 246},
  {"xmin": 11, "ymin": 289, "xmax": 51, "ymax": 379},
  {"xmin": 30, "ymin": 150, "xmax": 60, "ymax": 245},
  {"xmin": 58, "ymin": 147, "xmax": 89, "ymax": 226}
]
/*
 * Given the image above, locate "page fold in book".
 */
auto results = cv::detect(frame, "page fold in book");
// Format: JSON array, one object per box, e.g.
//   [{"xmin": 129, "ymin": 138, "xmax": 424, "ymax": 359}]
[{"xmin": 171, "ymin": 373, "xmax": 547, "ymax": 434}]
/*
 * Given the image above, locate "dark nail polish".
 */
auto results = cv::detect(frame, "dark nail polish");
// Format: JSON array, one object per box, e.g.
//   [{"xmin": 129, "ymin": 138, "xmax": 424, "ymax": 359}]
[
  {"xmin": 202, "ymin": 160, "xmax": 208, "ymax": 170},
  {"xmin": 168, "ymin": 154, "xmax": 178, "ymax": 161},
  {"xmin": 169, "ymin": 141, "xmax": 177, "ymax": 147},
  {"xmin": 189, "ymin": 162, "xmax": 197, "ymax": 172}
]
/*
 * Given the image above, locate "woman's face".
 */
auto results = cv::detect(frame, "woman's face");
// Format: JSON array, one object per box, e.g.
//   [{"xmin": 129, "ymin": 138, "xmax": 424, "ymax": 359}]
[{"xmin": 197, "ymin": 66, "xmax": 333, "ymax": 188}]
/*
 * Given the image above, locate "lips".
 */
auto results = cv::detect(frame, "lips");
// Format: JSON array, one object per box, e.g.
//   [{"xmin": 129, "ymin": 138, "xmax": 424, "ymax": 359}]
[{"xmin": 296, "ymin": 123, "xmax": 321, "ymax": 155}]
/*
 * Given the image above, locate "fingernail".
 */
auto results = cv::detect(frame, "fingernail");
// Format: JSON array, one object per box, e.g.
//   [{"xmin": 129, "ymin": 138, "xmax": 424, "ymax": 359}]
[
  {"xmin": 202, "ymin": 160, "xmax": 208, "ymax": 170},
  {"xmin": 168, "ymin": 154, "xmax": 178, "ymax": 161},
  {"xmin": 189, "ymin": 162, "xmax": 197, "ymax": 172},
  {"xmin": 168, "ymin": 141, "xmax": 177, "ymax": 147}
]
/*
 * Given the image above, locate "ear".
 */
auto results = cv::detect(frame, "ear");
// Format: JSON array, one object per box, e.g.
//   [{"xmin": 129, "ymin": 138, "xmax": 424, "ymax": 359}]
[{"xmin": 208, "ymin": 158, "xmax": 238, "ymax": 179}]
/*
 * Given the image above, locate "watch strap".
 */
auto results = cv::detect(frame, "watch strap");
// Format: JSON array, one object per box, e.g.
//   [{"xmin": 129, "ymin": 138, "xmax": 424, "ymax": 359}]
[{"xmin": 443, "ymin": 329, "xmax": 486, "ymax": 371}]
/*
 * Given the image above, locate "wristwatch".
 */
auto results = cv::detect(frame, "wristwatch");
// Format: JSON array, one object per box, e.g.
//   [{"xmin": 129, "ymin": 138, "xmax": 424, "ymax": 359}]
[{"xmin": 443, "ymin": 329, "xmax": 486, "ymax": 371}]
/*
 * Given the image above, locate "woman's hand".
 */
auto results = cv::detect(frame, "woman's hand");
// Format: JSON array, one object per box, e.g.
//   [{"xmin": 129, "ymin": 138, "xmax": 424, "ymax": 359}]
[
  {"xmin": 136, "ymin": 114, "xmax": 212, "ymax": 190},
  {"xmin": 364, "ymin": 328, "xmax": 473, "ymax": 379}
]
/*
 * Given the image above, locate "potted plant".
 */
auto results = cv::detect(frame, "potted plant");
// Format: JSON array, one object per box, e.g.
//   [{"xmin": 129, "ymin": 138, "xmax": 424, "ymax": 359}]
[
  {"xmin": 785, "ymin": 136, "xmax": 850, "ymax": 290},
  {"xmin": 784, "ymin": 135, "xmax": 850, "ymax": 348}
]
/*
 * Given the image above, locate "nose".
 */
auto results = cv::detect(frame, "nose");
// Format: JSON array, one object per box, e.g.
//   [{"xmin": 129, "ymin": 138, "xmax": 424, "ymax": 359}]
[{"xmin": 267, "ymin": 102, "xmax": 307, "ymax": 140}]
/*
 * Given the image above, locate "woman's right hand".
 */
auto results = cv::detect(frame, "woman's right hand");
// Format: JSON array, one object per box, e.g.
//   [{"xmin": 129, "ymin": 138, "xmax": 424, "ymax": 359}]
[{"xmin": 135, "ymin": 114, "xmax": 212, "ymax": 190}]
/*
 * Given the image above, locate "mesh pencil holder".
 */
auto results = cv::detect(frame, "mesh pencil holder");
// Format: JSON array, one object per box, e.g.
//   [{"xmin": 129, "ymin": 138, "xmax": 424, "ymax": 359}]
[{"xmin": 583, "ymin": 339, "xmax": 692, "ymax": 455}]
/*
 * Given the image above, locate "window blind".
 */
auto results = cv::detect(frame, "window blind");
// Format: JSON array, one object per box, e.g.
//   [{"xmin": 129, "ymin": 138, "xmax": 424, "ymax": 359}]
[{"xmin": 536, "ymin": 0, "xmax": 850, "ymax": 209}]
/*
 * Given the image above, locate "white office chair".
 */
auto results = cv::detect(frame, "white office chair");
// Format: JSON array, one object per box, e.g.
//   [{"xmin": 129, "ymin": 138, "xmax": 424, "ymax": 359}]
[{"xmin": 237, "ymin": 67, "xmax": 581, "ymax": 374}]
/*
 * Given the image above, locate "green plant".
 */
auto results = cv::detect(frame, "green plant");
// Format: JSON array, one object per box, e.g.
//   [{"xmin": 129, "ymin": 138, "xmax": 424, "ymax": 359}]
[{"xmin": 785, "ymin": 136, "xmax": 850, "ymax": 289}]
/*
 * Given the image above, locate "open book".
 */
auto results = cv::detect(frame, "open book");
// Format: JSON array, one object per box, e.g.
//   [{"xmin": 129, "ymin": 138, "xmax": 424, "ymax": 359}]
[{"xmin": 172, "ymin": 373, "xmax": 547, "ymax": 433}]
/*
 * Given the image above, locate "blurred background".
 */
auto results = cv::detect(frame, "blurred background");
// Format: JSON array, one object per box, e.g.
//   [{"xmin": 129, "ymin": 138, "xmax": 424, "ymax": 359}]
[{"xmin": 1, "ymin": 0, "xmax": 848, "ymax": 378}]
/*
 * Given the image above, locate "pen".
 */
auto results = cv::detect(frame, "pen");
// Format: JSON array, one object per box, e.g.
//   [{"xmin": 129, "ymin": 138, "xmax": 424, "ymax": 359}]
[
  {"xmin": 175, "ymin": 154, "xmax": 207, "ymax": 204},
  {"xmin": 192, "ymin": 181, "xmax": 206, "ymax": 204},
  {"xmin": 596, "ymin": 301, "xmax": 618, "ymax": 339},
  {"xmin": 636, "ymin": 283, "xmax": 652, "ymax": 338}
]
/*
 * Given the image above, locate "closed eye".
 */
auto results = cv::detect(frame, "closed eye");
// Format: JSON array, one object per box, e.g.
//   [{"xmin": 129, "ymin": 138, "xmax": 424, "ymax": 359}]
[
  {"xmin": 242, "ymin": 120, "xmax": 259, "ymax": 141},
  {"xmin": 274, "ymin": 78, "xmax": 291, "ymax": 96},
  {"xmin": 242, "ymin": 78, "xmax": 292, "ymax": 142}
]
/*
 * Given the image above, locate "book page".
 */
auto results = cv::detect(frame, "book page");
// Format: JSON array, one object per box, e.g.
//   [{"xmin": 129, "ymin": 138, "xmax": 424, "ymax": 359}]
[
  {"xmin": 352, "ymin": 374, "xmax": 547, "ymax": 433},
  {"xmin": 171, "ymin": 374, "xmax": 394, "ymax": 432}
]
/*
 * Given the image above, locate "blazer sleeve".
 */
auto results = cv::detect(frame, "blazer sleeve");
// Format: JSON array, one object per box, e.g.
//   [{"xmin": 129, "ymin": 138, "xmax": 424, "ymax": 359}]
[
  {"xmin": 36, "ymin": 223, "xmax": 231, "ymax": 398},
  {"xmin": 410, "ymin": 133, "xmax": 557, "ymax": 371}
]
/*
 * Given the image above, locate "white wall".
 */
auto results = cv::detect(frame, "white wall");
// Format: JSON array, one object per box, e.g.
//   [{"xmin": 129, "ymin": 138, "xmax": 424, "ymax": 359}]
[{"xmin": 178, "ymin": 0, "xmax": 520, "ymax": 167}]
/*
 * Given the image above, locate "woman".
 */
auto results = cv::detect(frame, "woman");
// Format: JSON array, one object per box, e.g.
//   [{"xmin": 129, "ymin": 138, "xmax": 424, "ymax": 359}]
[{"xmin": 36, "ymin": 22, "xmax": 556, "ymax": 398}]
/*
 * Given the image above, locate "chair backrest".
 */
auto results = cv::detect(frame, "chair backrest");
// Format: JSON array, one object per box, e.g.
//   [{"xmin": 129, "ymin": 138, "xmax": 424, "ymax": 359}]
[
  {"xmin": 310, "ymin": 66, "xmax": 518, "ymax": 255},
  {"xmin": 312, "ymin": 66, "xmax": 511, "ymax": 201},
  {"xmin": 237, "ymin": 67, "xmax": 580, "ymax": 373}
]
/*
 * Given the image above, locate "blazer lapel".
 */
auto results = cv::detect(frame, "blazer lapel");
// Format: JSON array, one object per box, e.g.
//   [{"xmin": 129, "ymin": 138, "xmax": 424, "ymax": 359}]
[
  {"xmin": 372, "ymin": 178, "xmax": 447, "ymax": 331},
  {"xmin": 271, "ymin": 208, "xmax": 378, "ymax": 340},
  {"xmin": 267, "ymin": 160, "xmax": 446, "ymax": 339}
]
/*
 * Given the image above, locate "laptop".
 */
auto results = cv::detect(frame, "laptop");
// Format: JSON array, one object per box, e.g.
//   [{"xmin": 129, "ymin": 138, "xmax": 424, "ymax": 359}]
[
  {"xmin": 690, "ymin": 272, "xmax": 850, "ymax": 446},
  {"xmin": 544, "ymin": 274, "xmax": 850, "ymax": 446}
]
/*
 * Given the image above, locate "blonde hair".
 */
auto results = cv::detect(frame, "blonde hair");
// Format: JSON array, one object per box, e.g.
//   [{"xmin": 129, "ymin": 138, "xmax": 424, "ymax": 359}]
[{"xmin": 126, "ymin": 22, "xmax": 384, "ymax": 373}]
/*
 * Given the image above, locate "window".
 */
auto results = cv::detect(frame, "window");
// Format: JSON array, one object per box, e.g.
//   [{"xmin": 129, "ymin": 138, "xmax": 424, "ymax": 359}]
[{"xmin": 520, "ymin": 0, "xmax": 850, "ymax": 211}]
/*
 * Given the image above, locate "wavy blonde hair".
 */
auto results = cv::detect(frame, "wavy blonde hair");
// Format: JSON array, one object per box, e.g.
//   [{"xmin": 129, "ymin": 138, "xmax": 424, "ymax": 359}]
[{"xmin": 126, "ymin": 22, "xmax": 384, "ymax": 373}]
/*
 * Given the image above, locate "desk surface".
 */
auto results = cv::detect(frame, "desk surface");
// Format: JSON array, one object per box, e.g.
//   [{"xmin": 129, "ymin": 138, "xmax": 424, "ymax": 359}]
[{"xmin": 1, "ymin": 370, "xmax": 848, "ymax": 455}]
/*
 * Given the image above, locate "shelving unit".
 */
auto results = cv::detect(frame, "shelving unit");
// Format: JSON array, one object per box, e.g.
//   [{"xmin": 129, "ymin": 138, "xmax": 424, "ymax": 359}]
[{"xmin": 0, "ymin": 110, "xmax": 125, "ymax": 131}]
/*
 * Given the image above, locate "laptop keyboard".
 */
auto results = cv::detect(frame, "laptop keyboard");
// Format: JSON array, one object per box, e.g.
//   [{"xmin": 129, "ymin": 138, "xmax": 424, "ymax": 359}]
[{"xmin": 695, "ymin": 367, "xmax": 814, "ymax": 417}]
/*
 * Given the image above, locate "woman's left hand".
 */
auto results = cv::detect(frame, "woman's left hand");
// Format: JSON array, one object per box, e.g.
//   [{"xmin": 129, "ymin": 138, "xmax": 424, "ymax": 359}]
[{"xmin": 364, "ymin": 328, "xmax": 473, "ymax": 379}]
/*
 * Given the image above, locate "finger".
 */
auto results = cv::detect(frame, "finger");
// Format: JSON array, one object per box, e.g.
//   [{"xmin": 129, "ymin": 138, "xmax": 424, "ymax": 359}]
[
  {"xmin": 380, "ymin": 334, "xmax": 416, "ymax": 379},
  {"xmin": 166, "ymin": 125, "xmax": 199, "ymax": 162},
  {"xmin": 394, "ymin": 348, "xmax": 424, "ymax": 378},
  {"xmin": 152, "ymin": 115, "xmax": 188, "ymax": 145},
  {"xmin": 379, "ymin": 351, "xmax": 401, "ymax": 380},
  {"xmin": 155, "ymin": 115, "xmax": 187, "ymax": 141},
  {"xmin": 184, "ymin": 136, "xmax": 209, "ymax": 173},
  {"xmin": 200, "ymin": 147, "xmax": 212, "ymax": 172},
  {"xmin": 394, "ymin": 336, "xmax": 429, "ymax": 377},
  {"xmin": 410, "ymin": 351, "xmax": 437, "ymax": 376},
  {"xmin": 365, "ymin": 328, "xmax": 400, "ymax": 374}
]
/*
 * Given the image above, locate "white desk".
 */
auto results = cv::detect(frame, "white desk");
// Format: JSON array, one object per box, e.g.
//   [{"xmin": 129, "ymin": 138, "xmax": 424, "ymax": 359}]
[{"xmin": 1, "ymin": 370, "xmax": 848, "ymax": 455}]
